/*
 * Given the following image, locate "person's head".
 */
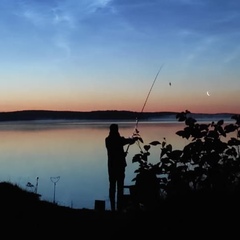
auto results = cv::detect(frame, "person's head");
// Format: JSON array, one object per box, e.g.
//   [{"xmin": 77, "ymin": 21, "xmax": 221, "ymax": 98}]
[
  {"xmin": 109, "ymin": 124, "xmax": 119, "ymax": 134},
  {"xmin": 110, "ymin": 123, "xmax": 118, "ymax": 132}
]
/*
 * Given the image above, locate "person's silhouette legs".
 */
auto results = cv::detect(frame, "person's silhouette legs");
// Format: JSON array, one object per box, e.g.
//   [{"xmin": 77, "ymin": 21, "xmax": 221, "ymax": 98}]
[
  {"xmin": 109, "ymin": 179, "xmax": 116, "ymax": 211},
  {"xmin": 116, "ymin": 172, "xmax": 125, "ymax": 212}
]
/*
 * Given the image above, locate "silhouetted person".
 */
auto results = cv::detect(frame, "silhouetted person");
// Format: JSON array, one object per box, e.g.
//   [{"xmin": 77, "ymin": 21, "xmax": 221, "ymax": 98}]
[{"xmin": 105, "ymin": 123, "xmax": 136, "ymax": 212}]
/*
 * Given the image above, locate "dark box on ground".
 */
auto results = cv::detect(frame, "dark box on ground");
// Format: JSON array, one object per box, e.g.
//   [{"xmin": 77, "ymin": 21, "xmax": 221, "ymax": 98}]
[{"xmin": 94, "ymin": 200, "xmax": 105, "ymax": 211}]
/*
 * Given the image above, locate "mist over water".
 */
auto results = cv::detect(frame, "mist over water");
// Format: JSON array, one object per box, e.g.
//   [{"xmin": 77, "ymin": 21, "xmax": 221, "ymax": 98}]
[{"xmin": 0, "ymin": 118, "xmax": 234, "ymax": 209}]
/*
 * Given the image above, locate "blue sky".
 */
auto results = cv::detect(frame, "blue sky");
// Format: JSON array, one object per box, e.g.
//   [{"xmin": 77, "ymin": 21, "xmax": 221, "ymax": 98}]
[{"xmin": 0, "ymin": 0, "xmax": 239, "ymax": 113}]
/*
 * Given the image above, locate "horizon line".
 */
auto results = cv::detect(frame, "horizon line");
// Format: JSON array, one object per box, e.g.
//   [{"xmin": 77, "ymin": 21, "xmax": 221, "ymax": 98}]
[{"xmin": 0, "ymin": 109, "xmax": 238, "ymax": 115}]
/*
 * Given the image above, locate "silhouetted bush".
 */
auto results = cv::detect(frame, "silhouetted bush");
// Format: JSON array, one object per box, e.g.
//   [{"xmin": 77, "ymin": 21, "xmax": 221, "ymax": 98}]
[{"xmin": 131, "ymin": 110, "xmax": 240, "ymax": 211}]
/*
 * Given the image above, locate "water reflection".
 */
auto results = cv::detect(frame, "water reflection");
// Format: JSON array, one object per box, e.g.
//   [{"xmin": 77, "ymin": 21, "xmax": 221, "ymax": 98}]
[{"xmin": 0, "ymin": 120, "xmax": 192, "ymax": 210}]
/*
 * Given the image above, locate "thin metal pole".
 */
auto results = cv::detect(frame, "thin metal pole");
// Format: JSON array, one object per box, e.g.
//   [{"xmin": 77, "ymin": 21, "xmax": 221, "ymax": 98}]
[
  {"xmin": 35, "ymin": 177, "xmax": 39, "ymax": 194},
  {"xmin": 50, "ymin": 176, "xmax": 60, "ymax": 204}
]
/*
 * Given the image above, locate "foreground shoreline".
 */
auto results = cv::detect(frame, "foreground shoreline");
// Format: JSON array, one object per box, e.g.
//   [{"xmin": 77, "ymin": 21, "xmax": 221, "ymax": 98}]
[{"xmin": 1, "ymin": 181, "xmax": 239, "ymax": 237}]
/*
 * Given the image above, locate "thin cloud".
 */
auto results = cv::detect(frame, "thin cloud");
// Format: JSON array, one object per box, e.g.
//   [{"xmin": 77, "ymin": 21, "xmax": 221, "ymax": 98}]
[
  {"xmin": 224, "ymin": 45, "xmax": 240, "ymax": 63},
  {"xmin": 5, "ymin": 0, "xmax": 114, "ymax": 61},
  {"xmin": 11, "ymin": 0, "xmax": 114, "ymax": 28},
  {"xmin": 175, "ymin": 0, "xmax": 205, "ymax": 5}
]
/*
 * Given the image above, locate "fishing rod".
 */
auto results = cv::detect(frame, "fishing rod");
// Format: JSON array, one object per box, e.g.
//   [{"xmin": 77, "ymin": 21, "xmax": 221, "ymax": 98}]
[
  {"xmin": 135, "ymin": 63, "xmax": 164, "ymax": 131},
  {"xmin": 125, "ymin": 63, "xmax": 164, "ymax": 154}
]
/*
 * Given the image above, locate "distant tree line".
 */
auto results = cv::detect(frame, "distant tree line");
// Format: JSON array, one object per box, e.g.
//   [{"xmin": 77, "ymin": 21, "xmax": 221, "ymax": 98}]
[
  {"xmin": 0, "ymin": 110, "xmax": 177, "ymax": 121},
  {"xmin": 0, "ymin": 110, "xmax": 234, "ymax": 122}
]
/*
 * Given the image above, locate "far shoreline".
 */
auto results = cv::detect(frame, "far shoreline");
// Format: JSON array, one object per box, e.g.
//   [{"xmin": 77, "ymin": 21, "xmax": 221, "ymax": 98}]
[{"xmin": 0, "ymin": 110, "xmax": 237, "ymax": 122}]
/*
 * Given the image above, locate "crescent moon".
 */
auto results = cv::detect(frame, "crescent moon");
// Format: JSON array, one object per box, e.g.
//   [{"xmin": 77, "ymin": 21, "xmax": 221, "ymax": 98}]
[{"xmin": 207, "ymin": 91, "xmax": 210, "ymax": 96}]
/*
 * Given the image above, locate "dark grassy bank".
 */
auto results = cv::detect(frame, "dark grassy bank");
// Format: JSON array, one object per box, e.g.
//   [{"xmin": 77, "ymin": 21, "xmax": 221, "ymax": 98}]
[{"xmin": 0, "ymin": 181, "xmax": 239, "ymax": 238}]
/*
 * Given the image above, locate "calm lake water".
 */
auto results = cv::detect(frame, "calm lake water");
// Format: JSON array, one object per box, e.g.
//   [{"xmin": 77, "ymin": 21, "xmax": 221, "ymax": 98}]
[{"xmin": 0, "ymin": 118, "xmax": 233, "ymax": 210}]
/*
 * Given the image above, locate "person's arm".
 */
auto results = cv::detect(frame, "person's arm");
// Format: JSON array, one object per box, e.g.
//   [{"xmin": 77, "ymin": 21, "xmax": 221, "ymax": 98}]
[{"xmin": 123, "ymin": 136, "xmax": 138, "ymax": 146}]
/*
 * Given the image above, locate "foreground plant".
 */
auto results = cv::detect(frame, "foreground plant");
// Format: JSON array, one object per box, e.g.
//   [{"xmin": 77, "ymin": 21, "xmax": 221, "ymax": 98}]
[{"xmin": 131, "ymin": 110, "xmax": 240, "ymax": 210}]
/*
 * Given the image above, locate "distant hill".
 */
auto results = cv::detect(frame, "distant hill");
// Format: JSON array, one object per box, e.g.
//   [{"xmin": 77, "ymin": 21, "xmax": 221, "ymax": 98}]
[
  {"xmin": 0, "ymin": 110, "xmax": 236, "ymax": 122},
  {"xmin": 0, "ymin": 110, "xmax": 176, "ymax": 121}
]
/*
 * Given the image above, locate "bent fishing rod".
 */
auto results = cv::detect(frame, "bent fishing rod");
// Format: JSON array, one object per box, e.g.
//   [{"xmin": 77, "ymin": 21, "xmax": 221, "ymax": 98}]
[{"xmin": 125, "ymin": 63, "xmax": 164, "ymax": 155}]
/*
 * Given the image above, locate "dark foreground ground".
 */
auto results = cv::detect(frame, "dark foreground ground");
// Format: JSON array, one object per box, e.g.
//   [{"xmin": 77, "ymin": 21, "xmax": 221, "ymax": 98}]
[{"xmin": 0, "ymin": 181, "xmax": 239, "ymax": 238}]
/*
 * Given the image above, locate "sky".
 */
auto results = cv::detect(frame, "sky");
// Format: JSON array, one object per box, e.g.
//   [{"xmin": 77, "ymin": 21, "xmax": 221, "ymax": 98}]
[{"xmin": 0, "ymin": 0, "xmax": 239, "ymax": 114}]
